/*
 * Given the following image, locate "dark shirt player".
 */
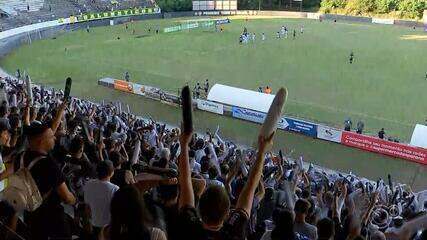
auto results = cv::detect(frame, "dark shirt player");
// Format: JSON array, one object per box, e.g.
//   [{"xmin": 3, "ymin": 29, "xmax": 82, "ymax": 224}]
[{"xmin": 349, "ymin": 52, "xmax": 354, "ymax": 64}]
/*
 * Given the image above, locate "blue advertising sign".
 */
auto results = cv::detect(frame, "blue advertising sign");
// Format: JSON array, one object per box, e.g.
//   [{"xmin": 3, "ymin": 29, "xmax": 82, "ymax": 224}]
[
  {"xmin": 284, "ymin": 117, "xmax": 317, "ymax": 137},
  {"xmin": 231, "ymin": 107, "xmax": 289, "ymax": 129},
  {"xmin": 215, "ymin": 18, "xmax": 231, "ymax": 25}
]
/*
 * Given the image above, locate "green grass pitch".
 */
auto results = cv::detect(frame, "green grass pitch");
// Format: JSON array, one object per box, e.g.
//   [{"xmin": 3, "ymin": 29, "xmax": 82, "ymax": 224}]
[{"xmin": 1, "ymin": 17, "xmax": 427, "ymax": 189}]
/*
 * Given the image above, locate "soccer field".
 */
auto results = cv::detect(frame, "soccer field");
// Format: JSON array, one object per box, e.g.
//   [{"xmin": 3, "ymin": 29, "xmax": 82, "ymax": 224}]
[
  {"xmin": 1, "ymin": 17, "xmax": 427, "ymax": 189},
  {"xmin": 1, "ymin": 17, "xmax": 427, "ymax": 141}
]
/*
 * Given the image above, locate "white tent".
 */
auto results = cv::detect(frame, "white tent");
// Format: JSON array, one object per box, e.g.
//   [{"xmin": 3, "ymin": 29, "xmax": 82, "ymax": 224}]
[
  {"xmin": 410, "ymin": 124, "xmax": 427, "ymax": 149},
  {"xmin": 207, "ymin": 84, "xmax": 275, "ymax": 113}
]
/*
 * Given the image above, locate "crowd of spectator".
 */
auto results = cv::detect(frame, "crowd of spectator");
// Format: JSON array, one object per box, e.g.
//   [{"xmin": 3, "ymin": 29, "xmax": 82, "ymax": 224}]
[{"xmin": 0, "ymin": 74, "xmax": 426, "ymax": 240}]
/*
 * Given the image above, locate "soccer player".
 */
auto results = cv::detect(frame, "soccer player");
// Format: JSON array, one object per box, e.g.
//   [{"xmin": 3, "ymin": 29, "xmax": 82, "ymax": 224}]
[
  {"xmin": 86, "ymin": 25, "xmax": 90, "ymax": 33},
  {"xmin": 293, "ymin": 30, "xmax": 296, "ymax": 39},
  {"xmin": 284, "ymin": 27, "xmax": 288, "ymax": 38},
  {"xmin": 262, "ymin": 33, "xmax": 266, "ymax": 41},
  {"xmin": 349, "ymin": 51, "xmax": 354, "ymax": 64},
  {"xmin": 276, "ymin": 31, "xmax": 280, "ymax": 39},
  {"xmin": 300, "ymin": 25, "xmax": 304, "ymax": 34},
  {"xmin": 252, "ymin": 33, "xmax": 256, "ymax": 42},
  {"xmin": 425, "ymin": 72, "xmax": 427, "ymax": 80}
]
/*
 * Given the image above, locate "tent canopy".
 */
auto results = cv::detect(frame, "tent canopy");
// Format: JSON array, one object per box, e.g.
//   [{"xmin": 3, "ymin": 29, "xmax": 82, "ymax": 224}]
[
  {"xmin": 410, "ymin": 124, "xmax": 427, "ymax": 149},
  {"xmin": 207, "ymin": 84, "xmax": 276, "ymax": 113}
]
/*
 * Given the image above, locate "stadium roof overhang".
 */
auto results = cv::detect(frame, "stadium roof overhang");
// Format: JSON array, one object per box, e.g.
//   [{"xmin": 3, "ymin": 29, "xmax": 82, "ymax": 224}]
[{"xmin": 207, "ymin": 84, "xmax": 276, "ymax": 113}]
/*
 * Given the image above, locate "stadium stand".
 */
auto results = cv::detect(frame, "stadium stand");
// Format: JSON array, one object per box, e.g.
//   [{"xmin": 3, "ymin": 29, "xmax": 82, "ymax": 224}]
[
  {"xmin": 0, "ymin": 5, "xmax": 426, "ymax": 240},
  {"xmin": 0, "ymin": 0, "xmax": 155, "ymax": 31},
  {"xmin": 0, "ymin": 0, "xmax": 45, "ymax": 15},
  {"xmin": 0, "ymin": 70, "xmax": 426, "ymax": 239}
]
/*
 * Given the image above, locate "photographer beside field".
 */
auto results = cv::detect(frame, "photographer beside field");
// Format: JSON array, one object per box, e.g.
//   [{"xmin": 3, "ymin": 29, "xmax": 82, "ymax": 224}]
[{"xmin": 0, "ymin": 75, "xmax": 425, "ymax": 240}]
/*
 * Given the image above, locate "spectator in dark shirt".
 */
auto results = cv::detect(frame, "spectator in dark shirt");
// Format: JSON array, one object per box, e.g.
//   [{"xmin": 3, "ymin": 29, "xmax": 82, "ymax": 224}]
[
  {"xmin": 317, "ymin": 218, "xmax": 335, "ymax": 240},
  {"xmin": 378, "ymin": 128, "xmax": 385, "ymax": 139},
  {"xmin": 0, "ymin": 200, "xmax": 30, "ymax": 240},
  {"xmin": 356, "ymin": 121, "xmax": 364, "ymax": 134},
  {"xmin": 344, "ymin": 118, "xmax": 352, "ymax": 131},
  {"xmin": 261, "ymin": 208, "xmax": 309, "ymax": 240},
  {"xmin": 21, "ymin": 121, "xmax": 76, "ymax": 240},
  {"xmin": 99, "ymin": 185, "xmax": 166, "ymax": 240},
  {"xmin": 110, "ymin": 150, "xmax": 135, "ymax": 188}
]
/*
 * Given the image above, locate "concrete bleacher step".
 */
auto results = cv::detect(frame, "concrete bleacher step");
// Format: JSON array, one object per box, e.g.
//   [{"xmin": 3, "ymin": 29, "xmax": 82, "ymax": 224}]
[{"xmin": 0, "ymin": 0, "xmax": 45, "ymax": 14}]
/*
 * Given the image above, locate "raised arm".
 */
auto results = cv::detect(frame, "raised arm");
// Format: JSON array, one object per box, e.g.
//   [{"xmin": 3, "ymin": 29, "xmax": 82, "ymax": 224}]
[
  {"xmin": 51, "ymin": 101, "xmax": 67, "ymax": 134},
  {"xmin": 235, "ymin": 133, "xmax": 273, "ymax": 215},
  {"xmin": 178, "ymin": 131, "xmax": 195, "ymax": 209}
]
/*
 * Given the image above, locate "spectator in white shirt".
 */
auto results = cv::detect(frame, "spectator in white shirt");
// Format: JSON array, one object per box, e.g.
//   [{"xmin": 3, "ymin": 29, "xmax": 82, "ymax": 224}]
[{"xmin": 83, "ymin": 160, "xmax": 119, "ymax": 233}]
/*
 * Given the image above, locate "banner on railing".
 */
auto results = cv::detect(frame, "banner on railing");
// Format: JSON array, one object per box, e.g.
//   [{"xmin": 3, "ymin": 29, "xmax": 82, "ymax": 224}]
[
  {"xmin": 197, "ymin": 99, "xmax": 224, "ymax": 115},
  {"xmin": 341, "ymin": 131, "xmax": 427, "ymax": 165},
  {"xmin": 164, "ymin": 23, "xmax": 199, "ymax": 33},
  {"xmin": 132, "ymin": 83, "xmax": 145, "ymax": 96},
  {"xmin": 76, "ymin": 7, "xmax": 160, "ymax": 22},
  {"xmin": 231, "ymin": 107, "xmax": 288, "ymax": 129},
  {"xmin": 164, "ymin": 25, "xmax": 182, "ymax": 33},
  {"xmin": 372, "ymin": 18, "xmax": 394, "ymax": 25},
  {"xmin": 144, "ymin": 85, "xmax": 162, "ymax": 99},
  {"xmin": 284, "ymin": 117, "xmax": 317, "ymax": 137},
  {"xmin": 317, "ymin": 125, "xmax": 342, "ymax": 143},
  {"xmin": 113, "ymin": 80, "xmax": 133, "ymax": 93},
  {"xmin": 215, "ymin": 19, "xmax": 231, "ymax": 25}
]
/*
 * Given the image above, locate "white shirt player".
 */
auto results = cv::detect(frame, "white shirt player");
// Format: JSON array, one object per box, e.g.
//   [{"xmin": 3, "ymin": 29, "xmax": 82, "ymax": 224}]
[
  {"xmin": 252, "ymin": 33, "xmax": 256, "ymax": 42},
  {"xmin": 300, "ymin": 25, "xmax": 304, "ymax": 34},
  {"xmin": 262, "ymin": 33, "xmax": 266, "ymax": 41}
]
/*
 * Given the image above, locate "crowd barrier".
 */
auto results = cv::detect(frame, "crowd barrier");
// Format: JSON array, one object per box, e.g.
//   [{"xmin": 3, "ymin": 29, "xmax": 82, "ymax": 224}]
[{"xmin": 99, "ymin": 78, "xmax": 427, "ymax": 165}]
